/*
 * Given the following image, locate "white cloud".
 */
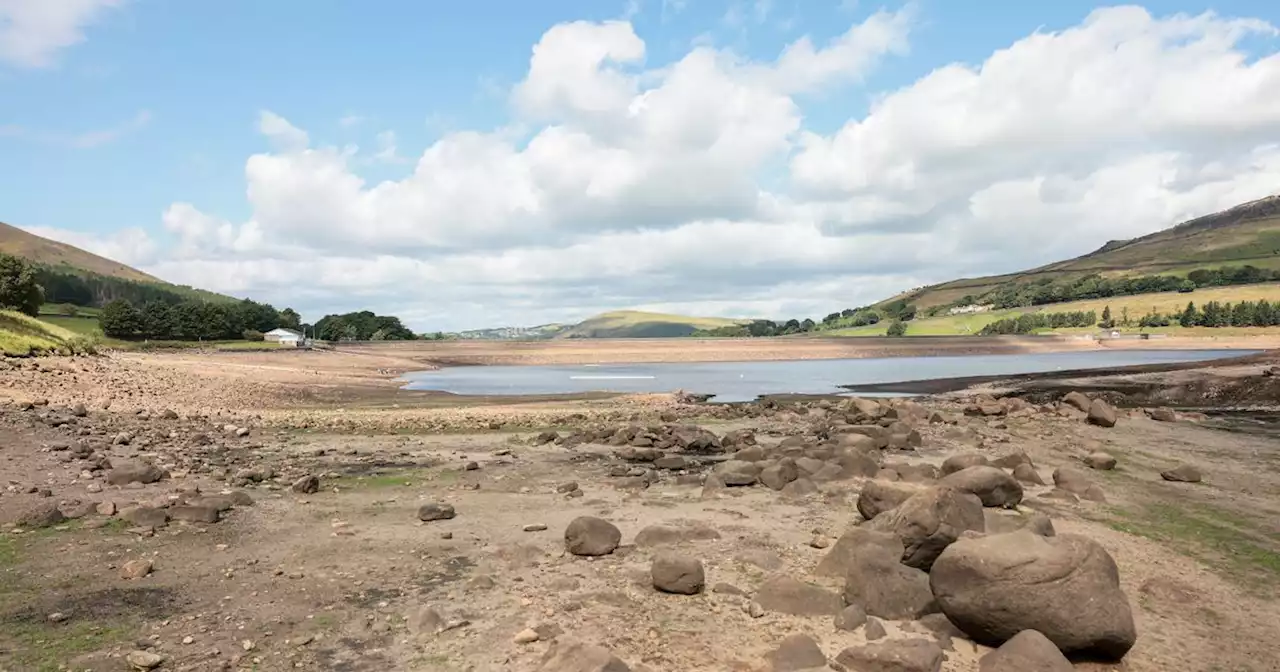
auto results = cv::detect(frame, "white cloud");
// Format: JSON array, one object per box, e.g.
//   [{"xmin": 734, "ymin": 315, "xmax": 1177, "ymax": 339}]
[
  {"xmin": 23, "ymin": 224, "xmax": 158, "ymax": 268},
  {"xmin": 0, "ymin": 0, "xmax": 121, "ymax": 68},
  {"xmin": 109, "ymin": 6, "xmax": 1280, "ymax": 331},
  {"xmin": 338, "ymin": 114, "xmax": 364, "ymax": 128},
  {"xmin": 0, "ymin": 109, "xmax": 151, "ymax": 148}
]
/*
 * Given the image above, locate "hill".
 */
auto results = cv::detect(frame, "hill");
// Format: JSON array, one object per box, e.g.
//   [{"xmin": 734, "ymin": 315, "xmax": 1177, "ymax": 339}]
[
  {"xmin": 1, "ymin": 220, "xmax": 236, "ymax": 306},
  {"xmin": 885, "ymin": 195, "xmax": 1280, "ymax": 311},
  {"xmin": 0, "ymin": 310, "xmax": 97, "ymax": 356},
  {"xmin": 555, "ymin": 310, "xmax": 747, "ymax": 339},
  {"xmin": 0, "ymin": 221, "xmax": 159, "ymax": 283}
]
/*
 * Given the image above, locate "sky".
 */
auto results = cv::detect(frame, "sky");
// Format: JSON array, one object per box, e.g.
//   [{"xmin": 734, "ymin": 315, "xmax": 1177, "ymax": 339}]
[{"xmin": 3, "ymin": 1, "xmax": 1280, "ymax": 331}]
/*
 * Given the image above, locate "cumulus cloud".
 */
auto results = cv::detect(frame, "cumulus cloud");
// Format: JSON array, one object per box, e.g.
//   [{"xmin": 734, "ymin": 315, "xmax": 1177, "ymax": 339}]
[
  {"xmin": 109, "ymin": 6, "xmax": 1280, "ymax": 330},
  {"xmin": 0, "ymin": 0, "xmax": 121, "ymax": 68}
]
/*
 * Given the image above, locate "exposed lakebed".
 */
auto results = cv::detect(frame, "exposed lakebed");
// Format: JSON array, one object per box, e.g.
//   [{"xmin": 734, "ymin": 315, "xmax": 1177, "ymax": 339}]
[{"xmin": 401, "ymin": 349, "xmax": 1255, "ymax": 402}]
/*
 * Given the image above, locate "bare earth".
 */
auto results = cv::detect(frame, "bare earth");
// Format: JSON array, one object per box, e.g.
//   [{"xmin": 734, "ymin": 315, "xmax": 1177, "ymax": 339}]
[{"xmin": 1, "ymin": 337, "xmax": 1279, "ymax": 672}]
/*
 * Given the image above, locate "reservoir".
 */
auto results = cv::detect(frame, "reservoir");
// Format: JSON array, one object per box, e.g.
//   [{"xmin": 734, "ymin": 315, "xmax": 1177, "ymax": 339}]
[{"xmin": 400, "ymin": 349, "xmax": 1254, "ymax": 403}]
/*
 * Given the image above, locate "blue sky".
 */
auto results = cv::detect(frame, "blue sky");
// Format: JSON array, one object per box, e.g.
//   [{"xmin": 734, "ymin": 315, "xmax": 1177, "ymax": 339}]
[{"xmin": 3, "ymin": 1, "xmax": 1280, "ymax": 329}]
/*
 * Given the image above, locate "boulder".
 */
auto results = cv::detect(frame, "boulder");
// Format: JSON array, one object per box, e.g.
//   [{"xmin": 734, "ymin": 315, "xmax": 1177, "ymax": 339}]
[
  {"xmin": 1087, "ymin": 399, "xmax": 1118, "ymax": 428},
  {"xmin": 991, "ymin": 452, "xmax": 1032, "ymax": 469},
  {"xmin": 1147, "ymin": 407, "xmax": 1177, "ymax": 422},
  {"xmin": 767, "ymin": 633, "xmax": 828, "ymax": 672},
  {"xmin": 120, "ymin": 506, "xmax": 169, "ymax": 528},
  {"xmin": 929, "ymin": 530, "xmax": 1136, "ymax": 659},
  {"xmin": 1161, "ymin": 464, "xmax": 1203, "ymax": 483},
  {"xmin": 754, "ymin": 574, "xmax": 843, "ymax": 616},
  {"xmin": 978, "ymin": 630, "xmax": 1073, "ymax": 672},
  {"xmin": 633, "ymin": 523, "xmax": 720, "ymax": 547},
  {"xmin": 565, "ymin": 516, "xmax": 622, "ymax": 556},
  {"xmin": 1062, "ymin": 391, "xmax": 1091, "ymax": 413},
  {"xmin": 857, "ymin": 480, "xmax": 927, "ymax": 520},
  {"xmin": 1012, "ymin": 463, "xmax": 1045, "ymax": 486},
  {"xmin": 537, "ymin": 640, "xmax": 631, "ymax": 672},
  {"xmin": 834, "ymin": 639, "xmax": 944, "ymax": 672},
  {"xmin": 893, "ymin": 463, "xmax": 940, "ymax": 483},
  {"xmin": 16, "ymin": 501, "xmax": 65, "ymax": 528},
  {"xmin": 814, "ymin": 527, "xmax": 904, "ymax": 578},
  {"xmin": 781, "ymin": 477, "xmax": 818, "ymax": 498},
  {"xmin": 653, "ymin": 455, "xmax": 687, "ymax": 470},
  {"xmin": 1084, "ymin": 452, "xmax": 1117, "ymax": 470},
  {"xmin": 106, "ymin": 460, "xmax": 167, "ymax": 486},
  {"xmin": 842, "ymin": 543, "xmax": 937, "ymax": 620},
  {"xmin": 759, "ymin": 461, "xmax": 800, "ymax": 490},
  {"xmin": 940, "ymin": 453, "xmax": 989, "ymax": 476},
  {"xmin": 834, "ymin": 604, "xmax": 868, "ymax": 631},
  {"xmin": 866, "ymin": 486, "xmax": 984, "ymax": 570},
  {"xmin": 830, "ymin": 451, "xmax": 881, "ymax": 479},
  {"xmin": 417, "ymin": 503, "xmax": 456, "ymax": 522},
  {"xmin": 940, "ymin": 466, "xmax": 1023, "ymax": 508},
  {"xmin": 169, "ymin": 504, "xmax": 220, "ymax": 523},
  {"xmin": 715, "ymin": 460, "xmax": 761, "ymax": 486},
  {"xmin": 291, "ymin": 475, "xmax": 320, "ymax": 494},
  {"xmin": 651, "ymin": 553, "xmax": 705, "ymax": 595},
  {"xmin": 794, "ymin": 456, "xmax": 825, "ymax": 475}
]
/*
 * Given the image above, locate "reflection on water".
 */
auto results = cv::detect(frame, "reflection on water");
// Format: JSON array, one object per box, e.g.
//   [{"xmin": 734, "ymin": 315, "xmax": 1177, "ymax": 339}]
[{"xmin": 400, "ymin": 349, "xmax": 1253, "ymax": 403}]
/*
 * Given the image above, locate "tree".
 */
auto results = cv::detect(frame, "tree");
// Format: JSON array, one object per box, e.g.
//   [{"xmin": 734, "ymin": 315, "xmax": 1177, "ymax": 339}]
[
  {"xmin": 1179, "ymin": 301, "xmax": 1199, "ymax": 327},
  {"xmin": 1099, "ymin": 305, "xmax": 1114, "ymax": 329},
  {"xmin": 99, "ymin": 299, "xmax": 142, "ymax": 338},
  {"xmin": 1120, "ymin": 307, "xmax": 1130, "ymax": 327},
  {"xmin": 886, "ymin": 320, "xmax": 908, "ymax": 337},
  {"xmin": 57, "ymin": 303, "xmax": 79, "ymax": 317},
  {"xmin": 139, "ymin": 300, "xmax": 176, "ymax": 340},
  {"xmin": 0, "ymin": 253, "xmax": 44, "ymax": 317},
  {"xmin": 279, "ymin": 308, "xmax": 302, "ymax": 331}
]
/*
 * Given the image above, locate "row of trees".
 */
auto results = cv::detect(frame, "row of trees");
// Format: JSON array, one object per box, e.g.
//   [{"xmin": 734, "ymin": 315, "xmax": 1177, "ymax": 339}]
[
  {"xmin": 978, "ymin": 311, "xmax": 1099, "ymax": 335},
  {"xmin": 976, "ymin": 265, "xmax": 1279, "ymax": 311},
  {"xmin": 1167, "ymin": 300, "xmax": 1280, "ymax": 328},
  {"xmin": 99, "ymin": 298, "xmax": 303, "ymax": 341},
  {"xmin": 313, "ymin": 311, "xmax": 415, "ymax": 341}
]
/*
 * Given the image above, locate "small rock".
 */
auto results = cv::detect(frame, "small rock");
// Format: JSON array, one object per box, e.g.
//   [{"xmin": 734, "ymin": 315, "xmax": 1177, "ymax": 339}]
[
  {"xmin": 556, "ymin": 482, "xmax": 580, "ymax": 494},
  {"xmin": 96, "ymin": 501, "xmax": 117, "ymax": 516},
  {"xmin": 766, "ymin": 633, "xmax": 827, "ymax": 672},
  {"xmin": 834, "ymin": 604, "xmax": 868, "ymax": 631},
  {"xmin": 564, "ymin": 516, "xmax": 622, "ymax": 556},
  {"xmin": 864, "ymin": 617, "xmax": 887, "ymax": 641},
  {"xmin": 523, "ymin": 523, "xmax": 549, "ymax": 532},
  {"xmin": 835, "ymin": 639, "xmax": 943, "ymax": 672},
  {"xmin": 125, "ymin": 650, "xmax": 165, "ymax": 670},
  {"xmin": 1147, "ymin": 407, "xmax": 1177, "ymax": 422},
  {"xmin": 291, "ymin": 475, "xmax": 320, "ymax": 494},
  {"xmin": 417, "ymin": 503, "xmax": 456, "ymax": 522},
  {"xmin": 979, "ymin": 629, "xmax": 1072, "ymax": 672},
  {"xmin": 48, "ymin": 612, "xmax": 68, "ymax": 623},
  {"xmin": 514, "ymin": 628, "xmax": 540, "ymax": 644},
  {"xmin": 1087, "ymin": 399, "xmax": 1117, "ymax": 428},
  {"xmin": 465, "ymin": 461, "xmax": 480, "ymax": 471},
  {"xmin": 121, "ymin": 559, "xmax": 154, "ymax": 580}
]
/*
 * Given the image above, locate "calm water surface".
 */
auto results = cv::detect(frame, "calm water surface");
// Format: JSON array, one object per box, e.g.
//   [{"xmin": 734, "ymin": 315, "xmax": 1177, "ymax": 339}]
[{"xmin": 401, "ymin": 349, "xmax": 1253, "ymax": 403}]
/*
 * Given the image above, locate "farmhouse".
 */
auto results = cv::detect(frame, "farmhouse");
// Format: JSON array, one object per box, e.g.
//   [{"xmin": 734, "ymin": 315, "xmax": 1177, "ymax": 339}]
[{"xmin": 263, "ymin": 328, "xmax": 304, "ymax": 346}]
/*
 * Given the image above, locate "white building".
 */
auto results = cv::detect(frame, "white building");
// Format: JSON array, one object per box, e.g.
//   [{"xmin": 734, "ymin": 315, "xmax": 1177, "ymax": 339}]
[{"xmin": 263, "ymin": 328, "xmax": 304, "ymax": 346}]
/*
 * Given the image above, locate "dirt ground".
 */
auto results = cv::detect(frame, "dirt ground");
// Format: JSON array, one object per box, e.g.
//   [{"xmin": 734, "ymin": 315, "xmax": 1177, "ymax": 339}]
[{"xmin": 2, "ymin": 340, "xmax": 1279, "ymax": 672}]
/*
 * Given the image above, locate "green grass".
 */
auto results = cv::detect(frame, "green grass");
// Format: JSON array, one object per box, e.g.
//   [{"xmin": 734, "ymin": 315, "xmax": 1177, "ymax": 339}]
[
  {"xmin": 559, "ymin": 310, "xmax": 747, "ymax": 338},
  {"xmin": 38, "ymin": 314, "xmax": 103, "ymax": 336},
  {"xmin": 1106, "ymin": 502, "xmax": 1280, "ymax": 588},
  {"xmin": 0, "ymin": 310, "xmax": 99, "ymax": 356},
  {"xmin": 2, "ymin": 620, "xmax": 132, "ymax": 672},
  {"xmin": 329, "ymin": 470, "xmax": 422, "ymax": 489}
]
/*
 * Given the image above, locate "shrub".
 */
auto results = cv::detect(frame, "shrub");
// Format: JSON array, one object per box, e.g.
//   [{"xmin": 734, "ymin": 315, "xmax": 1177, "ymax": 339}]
[
  {"xmin": 886, "ymin": 320, "xmax": 908, "ymax": 337},
  {"xmin": 242, "ymin": 329, "xmax": 265, "ymax": 341}
]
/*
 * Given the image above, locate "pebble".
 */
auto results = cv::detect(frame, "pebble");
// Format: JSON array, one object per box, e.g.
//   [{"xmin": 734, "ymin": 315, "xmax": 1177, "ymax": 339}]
[
  {"xmin": 182, "ymin": 635, "xmax": 195, "ymax": 645},
  {"xmin": 523, "ymin": 523, "xmax": 548, "ymax": 532},
  {"xmin": 513, "ymin": 628, "xmax": 540, "ymax": 644}
]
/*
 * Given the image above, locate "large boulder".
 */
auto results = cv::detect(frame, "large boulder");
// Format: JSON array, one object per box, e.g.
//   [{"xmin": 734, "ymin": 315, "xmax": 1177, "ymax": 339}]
[
  {"xmin": 940, "ymin": 453, "xmax": 989, "ymax": 476},
  {"xmin": 940, "ymin": 466, "xmax": 1023, "ymax": 509},
  {"xmin": 830, "ymin": 451, "xmax": 881, "ymax": 479},
  {"xmin": 1052, "ymin": 466, "xmax": 1106, "ymax": 501},
  {"xmin": 715, "ymin": 460, "xmax": 761, "ymax": 486},
  {"xmin": 866, "ymin": 486, "xmax": 984, "ymax": 570},
  {"xmin": 753, "ymin": 575, "xmax": 843, "ymax": 616},
  {"xmin": 978, "ymin": 630, "xmax": 1073, "ymax": 672},
  {"xmin": 759, "ymin": 461, "xmax": 800, "ymax": 490},
  {"xmin": 929, "ymin": 530, "xmax": 1137, "ymax": 659},
  {"xmin": 1062, "ymin": 391, "xmax": 1091, "ymax": 413},
  {"xmin": 983, "ymin": 510, "xmax": 1055, "ymax": 537},
  {"xmin": 857, "ymin": 481, "xmax": 927, "ymax": 520},
  {"xmin": 814, "ymin": 527, "xmax": 904, "ymax": 578},
  {"xmin": 1087, "ymin": 399, "xmax": 1118, "ymax": 428},
  {"xmin": 1084, "ymin": 452, "xmax": 1117, "ymax": 470},
  {"xmin": 106, "ymin": 459, "xmax": 167, "ymax": 486},
  {"xmin": 834, "ymin": 640, "xmax": 944, "ymax": 672},
  {"xmin": 842, "ymin": 543, "xmax": 937, "ymax": 620},
  {"xmin": 1012, "ymin": 463, "xmax": 1045, "ymax": 485},
  {"xmin": 651, "ymin": 553, "xmax": 705, "ymax": 595},
  {"xmin": 564, "ymin": 517, "xmax": 622, "ymax": 556}
]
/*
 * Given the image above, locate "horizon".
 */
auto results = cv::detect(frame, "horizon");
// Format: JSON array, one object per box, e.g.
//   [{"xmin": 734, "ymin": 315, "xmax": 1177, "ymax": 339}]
[{"xmin": 4, "ymin": 1, "xmax": 1280, "ymax": 331}]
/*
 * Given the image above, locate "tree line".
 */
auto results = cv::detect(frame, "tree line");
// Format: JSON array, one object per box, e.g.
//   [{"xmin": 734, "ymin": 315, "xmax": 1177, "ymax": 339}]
[
  {"xmin": 974, "ymin": 265, "xmax": 1278, "ymax": 311},
  {"xmin": 313, "ymin": 311, "xmax": 415, "ymax": 341},
  {"xmin": 35, "ymin": 264, "xmax": 228, "ymax": 308},
  {"xmin": 978, "ymin": 311, "xmax": 1098, "ymax": 335},
  {"xmin": 99, "ymin": 298, "xmax": 302, "ymax": 341}
]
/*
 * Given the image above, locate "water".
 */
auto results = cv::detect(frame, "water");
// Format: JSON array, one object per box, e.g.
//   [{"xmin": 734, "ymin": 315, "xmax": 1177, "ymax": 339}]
[{"xmin": 400, "ymin": 349, "xmax": 1255, "ymax": 403}]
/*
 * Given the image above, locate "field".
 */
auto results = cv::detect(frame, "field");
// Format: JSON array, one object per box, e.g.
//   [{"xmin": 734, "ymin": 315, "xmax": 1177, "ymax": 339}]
[{"xmin": 834, "ymin": 284, "xmax": 1280, "ymax": 337}]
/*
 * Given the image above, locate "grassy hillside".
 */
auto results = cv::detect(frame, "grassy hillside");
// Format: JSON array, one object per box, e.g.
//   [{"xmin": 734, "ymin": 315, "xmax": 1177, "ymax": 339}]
[
  {"xmin": 0, "ymin": 221, "xmax": 159, "ymax": 282},
  {"xmin": 0, "ymin": 311, "xmax": 98, "ymax": 356},
  {"xmin": 887, "ymin": 195, "xmax": 1280, "ymax": 311},
  {"xmin": 556, "ymin": 310, "xmax": 747, "ymax": 339},
  {"xmin": 835, "ymin": 283, "xmax": 1280, "ymax": 336}
]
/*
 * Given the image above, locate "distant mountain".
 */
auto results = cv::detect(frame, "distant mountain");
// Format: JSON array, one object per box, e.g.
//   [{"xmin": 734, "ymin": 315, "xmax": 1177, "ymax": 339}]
[
  {"xmin": 455, "ymin": 310, "xmax": 749, "ymax": 340},
  {"xmin": 0, "ymin": 221, "xmax": 159, "ymax": 282},
  {"xmin": 884, "ymin": 194, "xmax": 1280, "ymax": 310},
  {"xmin": 554, "ymin": 310, "xmax": 747, "ymax": 339}
]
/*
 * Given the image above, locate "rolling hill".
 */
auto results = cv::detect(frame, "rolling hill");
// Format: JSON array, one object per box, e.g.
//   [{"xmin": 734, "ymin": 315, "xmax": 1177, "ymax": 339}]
[
  {"xmin": 0, "ymin": 221, "xmax": 160, "ymax": 283},
  {"xmin": 884, "ymin": 194, "xmax": 1280, "ymax": 311},
  {"xmin": 556, "ymin": 311, "xmax": 748, "ymax": 338}
]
